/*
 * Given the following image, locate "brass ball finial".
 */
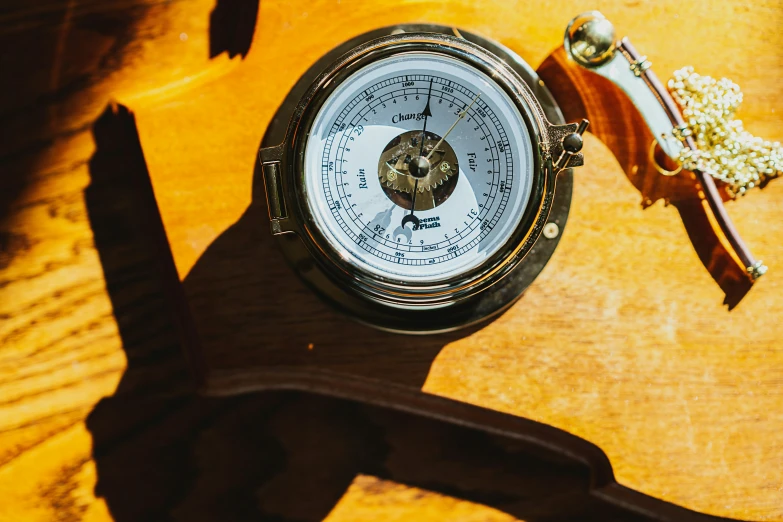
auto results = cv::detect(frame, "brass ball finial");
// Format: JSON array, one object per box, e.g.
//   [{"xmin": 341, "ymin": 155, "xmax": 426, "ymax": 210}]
[{"xmin": 565, "ymin": 11, "xmax": 617, "ymax": 67}]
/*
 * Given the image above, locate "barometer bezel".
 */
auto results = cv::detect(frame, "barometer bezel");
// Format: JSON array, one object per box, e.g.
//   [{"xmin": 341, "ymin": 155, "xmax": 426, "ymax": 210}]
[{"xmin": 256, "ymin": 25, "xmax": 577, "ymax": 333}]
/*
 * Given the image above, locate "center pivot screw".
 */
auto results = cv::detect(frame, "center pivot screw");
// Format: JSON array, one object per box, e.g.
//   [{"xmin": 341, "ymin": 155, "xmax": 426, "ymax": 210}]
[{"xmin": 409, "ymin": 156, "xmax": 431, "ymax": 179}]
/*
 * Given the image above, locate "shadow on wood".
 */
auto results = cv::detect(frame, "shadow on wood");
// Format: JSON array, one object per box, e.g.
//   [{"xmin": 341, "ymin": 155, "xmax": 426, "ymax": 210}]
[
  {"xmin": 536, "ymin": 48, "xmax": 752, "ymax": 309},
  {"xmin": 181, "ymin": 197, "xmax": 472, "ymax": 391},
  {"xmin": 83, "ymin": 102, "xmax": 743, "ymax": 522},
  {"xmin": 0, "ymin": 0, "xmax": 153, "ymax": 228},
  {"xmin": 209, "ymin": 0, "xmax": 260, "ymax": 59}
]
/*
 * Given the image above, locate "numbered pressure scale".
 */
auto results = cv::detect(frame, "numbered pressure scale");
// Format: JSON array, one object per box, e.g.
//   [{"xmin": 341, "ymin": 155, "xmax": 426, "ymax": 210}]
[{"xmin": 257, "ymin": 25, "xmax": 588, "ymax": 333}]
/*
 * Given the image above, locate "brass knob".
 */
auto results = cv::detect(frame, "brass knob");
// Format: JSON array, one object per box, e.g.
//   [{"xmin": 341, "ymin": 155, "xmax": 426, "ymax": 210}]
[{"xmin": 565, "ymin": 11, "xmax": 617, "ymax": 68}]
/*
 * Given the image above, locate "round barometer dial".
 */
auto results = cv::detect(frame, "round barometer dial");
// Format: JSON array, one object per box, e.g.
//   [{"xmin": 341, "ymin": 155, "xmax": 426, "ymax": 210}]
[
  {"xmin": 304, "ymin": 53, "xmax": 535, "ymax": 282},
  {"xmin": 258, "ymin": 27, "xmax": 586, "ymax": 332}
]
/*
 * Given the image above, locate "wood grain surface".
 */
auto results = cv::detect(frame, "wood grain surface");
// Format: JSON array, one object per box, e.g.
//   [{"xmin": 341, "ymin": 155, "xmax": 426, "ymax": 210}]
[{"xmin": 1, "ymin": 0, "xmax": 782, "ymax": 520}]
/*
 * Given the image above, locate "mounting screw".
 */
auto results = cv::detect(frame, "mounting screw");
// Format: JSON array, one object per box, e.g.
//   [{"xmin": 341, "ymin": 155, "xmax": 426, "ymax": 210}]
[{"xmin": 543, "ymin": 222, "xmax": 560, "ymax": 239}]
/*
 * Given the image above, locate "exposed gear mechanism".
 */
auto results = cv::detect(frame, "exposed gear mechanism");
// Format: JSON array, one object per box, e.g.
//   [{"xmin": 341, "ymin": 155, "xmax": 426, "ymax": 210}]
[{"xmin": 377, "ymin": 130, "xmax": 458, "ymax": 193}]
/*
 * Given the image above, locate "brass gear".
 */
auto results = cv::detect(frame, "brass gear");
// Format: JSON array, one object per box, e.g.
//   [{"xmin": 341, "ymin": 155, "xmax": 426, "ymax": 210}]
[{"xmin": 377, "ymin": 131, "xmax": 458, "ymax": 193}]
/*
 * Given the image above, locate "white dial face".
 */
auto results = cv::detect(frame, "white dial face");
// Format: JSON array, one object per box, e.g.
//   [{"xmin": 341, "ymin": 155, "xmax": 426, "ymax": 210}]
[{"xmin": 304, "ymin": 52, "xmax": 535, "ymax": 282}]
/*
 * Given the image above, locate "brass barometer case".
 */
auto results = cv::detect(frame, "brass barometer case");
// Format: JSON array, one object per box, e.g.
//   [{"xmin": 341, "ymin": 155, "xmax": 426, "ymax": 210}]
[{"xmin": 256, "ymin": 25, "xmax": 586, "ymax": 333}]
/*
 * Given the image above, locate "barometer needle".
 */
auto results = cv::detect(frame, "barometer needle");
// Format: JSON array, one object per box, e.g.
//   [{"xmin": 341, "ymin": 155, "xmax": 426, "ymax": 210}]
[
  {"xmin": 426, "ymin": 92, "xmax": 481, "ymax": 161},
  {"xmin": 418, "ymin": 80, "xmax": 433, "ymax": 157},
  {"xmin": 402, "ymin": 79, "xmax": 434, "ymax": 230},
  {"xmin": 409, "ymin": 180, "xmax": 420, "ymax": 218}
]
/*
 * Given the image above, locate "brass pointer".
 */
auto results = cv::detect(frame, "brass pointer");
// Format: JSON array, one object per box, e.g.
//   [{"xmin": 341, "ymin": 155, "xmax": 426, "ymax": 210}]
[{"xmin": 426, "ymin": 92, "xmax": 481, "ymax": 161}]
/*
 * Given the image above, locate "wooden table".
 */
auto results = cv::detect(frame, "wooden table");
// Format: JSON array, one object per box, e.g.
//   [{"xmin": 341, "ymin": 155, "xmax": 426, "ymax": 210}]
[{"xmin": 1, "ymin": 1, "xmax": 781, "ymax": 520}]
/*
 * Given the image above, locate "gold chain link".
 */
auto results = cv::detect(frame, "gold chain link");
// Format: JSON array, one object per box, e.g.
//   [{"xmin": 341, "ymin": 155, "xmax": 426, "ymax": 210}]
[{"xmin": 667, "ymin": 66, "xmax": 783, "ymax": 197}]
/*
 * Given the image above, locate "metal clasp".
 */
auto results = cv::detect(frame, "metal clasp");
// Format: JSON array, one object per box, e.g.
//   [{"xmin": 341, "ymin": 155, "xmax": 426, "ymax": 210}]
[
  {"xmin": 629, "ymin": 55, "xmax": 652, "ymax": 77},
  {"xmin": 671, "ymin": 124, "xmax": 692, "ymax": 141}
]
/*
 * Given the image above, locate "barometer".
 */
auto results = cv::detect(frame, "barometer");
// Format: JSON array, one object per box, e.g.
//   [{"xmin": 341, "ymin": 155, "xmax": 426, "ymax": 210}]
[{"xmin": 256, "ymin": 25, "xmax": 588, "ymax": 333}]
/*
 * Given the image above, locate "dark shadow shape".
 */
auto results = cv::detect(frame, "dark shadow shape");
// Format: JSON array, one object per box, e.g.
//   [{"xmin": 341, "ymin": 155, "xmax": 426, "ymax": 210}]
[
  {"xmin": 84, "ymin": 103, "xmax": 745, "ymax": 522},
  {"xmin": 85, "ymin": 102, "xmax": 193, "ymax": 399},
  {"xmin": 209, "ymin": 0, "xmax": 260, "ymax": 59},
  {"xmin": 180, "ymin": 196, "xmax": 478, "ymax": 391},
  {"xmin": 0, "ymin": 0, "xmax": 152, "ymax": 248},
  {"xmin": 537, "ymin": 48, "xmax": 753, "ymax": 309}
]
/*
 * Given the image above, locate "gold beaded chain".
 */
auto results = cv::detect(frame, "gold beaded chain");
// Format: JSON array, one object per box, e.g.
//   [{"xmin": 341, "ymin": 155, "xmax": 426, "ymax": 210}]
[{"xmin": 667, "ymin": 66, "xmax": 783, "ymax": 197}]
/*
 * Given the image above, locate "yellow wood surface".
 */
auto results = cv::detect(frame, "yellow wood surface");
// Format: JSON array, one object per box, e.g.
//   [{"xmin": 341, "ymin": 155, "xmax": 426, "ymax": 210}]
[{"xmin": 1, "ymin": 0, "xmax": 782, "ymax": 520}]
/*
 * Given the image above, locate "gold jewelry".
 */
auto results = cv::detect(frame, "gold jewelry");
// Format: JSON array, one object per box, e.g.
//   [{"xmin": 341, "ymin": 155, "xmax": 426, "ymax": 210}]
[{"xmin": 667, "ymin": 66, "xmax": 783, "ymax": 197}]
